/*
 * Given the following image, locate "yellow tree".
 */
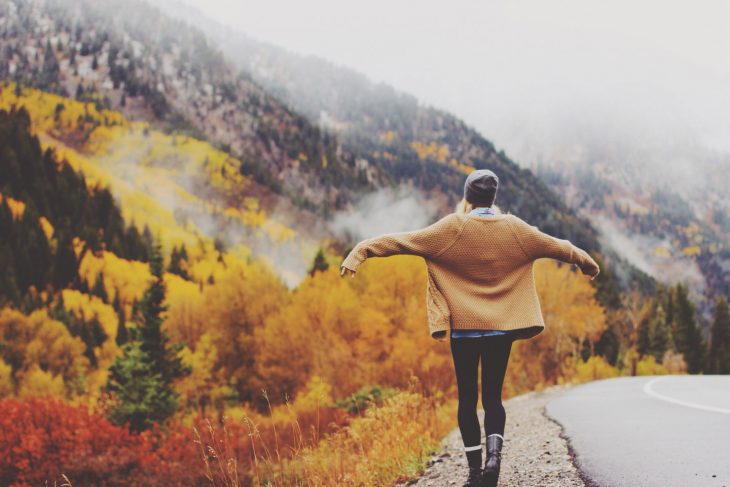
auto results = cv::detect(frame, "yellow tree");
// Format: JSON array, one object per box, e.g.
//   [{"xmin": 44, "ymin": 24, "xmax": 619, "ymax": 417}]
[
  {"xmin": 198, "ymin": 258, "xmax": 290, "ymax": 403},
  {"xmin": 0, "ymin": 308, "xmax": 89, "ymax": 398},
  {"xmin": 506, "ymin": 259, "xmax": 606, "ymax": 394}
]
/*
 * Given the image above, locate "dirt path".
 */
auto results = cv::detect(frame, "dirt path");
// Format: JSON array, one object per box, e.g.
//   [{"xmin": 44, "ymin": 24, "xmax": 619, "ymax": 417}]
[{"xmin": 396, "ymin": 384, "xmax": 588, "ymax": 487}]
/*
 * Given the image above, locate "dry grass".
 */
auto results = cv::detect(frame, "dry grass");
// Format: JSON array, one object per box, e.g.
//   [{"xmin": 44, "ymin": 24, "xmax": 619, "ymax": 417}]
[{"xmin": 196, "ymin": 377, "xmax": 455, "ymax": 486}]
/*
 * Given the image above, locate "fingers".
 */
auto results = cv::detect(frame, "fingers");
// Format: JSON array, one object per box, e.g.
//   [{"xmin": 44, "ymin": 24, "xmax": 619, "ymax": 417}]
[{"xmin": 340, "ymin": 266, "xmax": 356, "ymax": 278}]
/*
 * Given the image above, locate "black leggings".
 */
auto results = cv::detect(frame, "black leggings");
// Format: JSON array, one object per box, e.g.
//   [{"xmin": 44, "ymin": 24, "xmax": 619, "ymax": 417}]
[{"xmin": 450, "ymin": 335, "xmax": 513, "ymax": 448}]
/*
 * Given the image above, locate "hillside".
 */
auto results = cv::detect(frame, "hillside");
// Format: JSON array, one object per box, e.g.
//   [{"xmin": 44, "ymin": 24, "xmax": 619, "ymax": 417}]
[
  {"xmin": 535, "ymin": 158, "xmax": 730, "ymax": 322},
  {"xmin": 0, "ymin": 105, "xmax": 150, "ymax": 307},
  {"xmin": 155, "ymin": 1, "xmax": 728, "ymax": 320},
  {"xmin": 150, "ymin": 0, "xmax": 656, "ymax": 301},
  {"xmin": 0, "ymin": 83, "xmax": 335, "ymax": 286},
  {"xmin": 0, "ymin": 0, "xmax": 657, "ymax": 309},
  {"xmin": 0, "ymin": 0, "xmax": 375, "ymax": 216}
]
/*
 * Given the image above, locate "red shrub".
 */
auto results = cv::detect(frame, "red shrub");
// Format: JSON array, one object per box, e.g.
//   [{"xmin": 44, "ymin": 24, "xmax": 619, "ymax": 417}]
[
  {"xmin": 0, "ymin": 397, "xmax": 154, "ymax": 486},
  {"xmin": 0, "ymin": 397, "xmax": 352, "ymax": 486}
]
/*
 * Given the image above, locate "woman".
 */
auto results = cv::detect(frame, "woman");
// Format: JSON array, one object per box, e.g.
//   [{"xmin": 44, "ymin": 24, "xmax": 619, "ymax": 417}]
[{"xmin": 340, "ymin": 169, "xmax": 600, "ymax": 487}]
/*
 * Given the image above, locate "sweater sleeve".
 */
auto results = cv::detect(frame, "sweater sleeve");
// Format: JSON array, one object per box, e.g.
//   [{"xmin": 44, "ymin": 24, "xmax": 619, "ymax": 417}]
[
  {"xmin": 340, "ymin": 213, "xmax": 462, "ymax": 272},
  {"xmin": 508, "ymin": 215, "xmax": 599, "ymax": 272}
]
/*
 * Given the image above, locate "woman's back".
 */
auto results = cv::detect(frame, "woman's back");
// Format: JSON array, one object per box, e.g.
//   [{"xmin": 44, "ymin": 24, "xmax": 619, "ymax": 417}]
[{"xmin": 341, "ymin": 210, "xmax": 598, "ymax": 340}]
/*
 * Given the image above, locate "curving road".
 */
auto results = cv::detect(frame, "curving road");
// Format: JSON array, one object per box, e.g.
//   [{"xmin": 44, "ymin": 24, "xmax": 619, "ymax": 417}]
[{"xmin": 545, "ymin": 375, "xmax": 730, "ymax": 487}]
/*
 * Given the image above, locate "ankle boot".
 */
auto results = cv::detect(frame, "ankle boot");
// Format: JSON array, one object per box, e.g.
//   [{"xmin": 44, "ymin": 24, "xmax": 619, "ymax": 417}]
[
  {"xmin": 462, "ymin": 466, "xmax": 483, "ymax": 487},
  {"xmin": 481, "ymin": 434, "xmax": 503, "ymax": 487}
]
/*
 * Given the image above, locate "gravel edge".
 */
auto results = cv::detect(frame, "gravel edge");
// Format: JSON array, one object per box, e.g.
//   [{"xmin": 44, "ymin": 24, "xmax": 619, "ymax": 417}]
[
  {"xmin": 395, "ymin": 384, "xmax": 588, "ymax": 487},
  {"xmin": 542, "ymin": 403, "xmax": 602, "ymax": 487}
]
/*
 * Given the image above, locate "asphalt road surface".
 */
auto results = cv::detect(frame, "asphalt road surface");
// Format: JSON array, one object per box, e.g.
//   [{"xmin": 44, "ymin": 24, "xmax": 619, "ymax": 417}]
[{"xmin": 545, "ymin": 375, "xmax": 730, "ymax": 487}]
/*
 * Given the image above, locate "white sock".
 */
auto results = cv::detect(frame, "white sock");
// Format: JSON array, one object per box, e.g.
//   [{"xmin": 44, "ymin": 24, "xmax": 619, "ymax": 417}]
[{"xmin": 487, "ymin": 433, "xmax": 504, "ymax": 441}]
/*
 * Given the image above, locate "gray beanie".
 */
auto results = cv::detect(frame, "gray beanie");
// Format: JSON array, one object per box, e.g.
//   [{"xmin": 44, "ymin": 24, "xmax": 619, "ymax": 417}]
[{"xmin": 464, "ymin": 169, "xmax": 499, "ymax": 206}]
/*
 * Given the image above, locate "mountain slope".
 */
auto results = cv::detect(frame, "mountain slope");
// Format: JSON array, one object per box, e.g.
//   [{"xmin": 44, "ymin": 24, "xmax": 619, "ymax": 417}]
[
  {"xmin": 534, "ymin": 152, "xmax": 729, "ymax": 321},
  {"xmin": 0, "ymin": 0, "xmax": 376, "ymax": 216},
  {"xmin": 151, "ymin": 0, "xmax": 655, "ymax": 302},
  {"xmin": 0, "ymin": 105, "xmax": 150, "ymax": 306},
  {"xmin": 1, "ymin": 0, "xmax": 656, "ymax": 306},
  {"xmin": 163, "ymin": 2, "xmax": 727, "ymax": 318},
  {"xmin": 0, "ymin": 83, "xmax": 333, "ymax": 286}
]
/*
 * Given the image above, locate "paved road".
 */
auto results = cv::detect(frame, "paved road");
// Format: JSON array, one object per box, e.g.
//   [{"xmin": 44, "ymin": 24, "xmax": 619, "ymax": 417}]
[{"xmin": 545, "ymin": 375, "xmax": 730, "ymax": 487}]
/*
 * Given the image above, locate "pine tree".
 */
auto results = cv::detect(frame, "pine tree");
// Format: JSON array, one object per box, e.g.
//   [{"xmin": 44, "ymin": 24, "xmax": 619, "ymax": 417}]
[
  {"xmin": 665, "ymin": 285, "xmax": 676, "ymax": 332},
  {"xmin": 637, "ymin": 314, "xmax": 651, "ymax": 357},
  {"xmin": 106, "ymin": 342, "xmax": 178, "ymax": 433},
  {"xmin": 648, "ymin": 303, "xmax": 673, "ymax": 362},
  {"xmin": 167, "ymin": 244, "xmax": 190, "ymax": 279},
  {"xmin": 116, "ymin": 301, "xmax": 128, "ymax": 346},
  {"xmin": 136, "ymin": 240, "xmax": 188, "ymax": 383},
  {"xmin": 308, "ymin": 247, "xmax": 329, "ymax": 277},
  {"xmin": 106, "ymin": 240, "xmax": 189, "ymax": 431},
  {"xmin": 708, "ymin": 296, "xmax": 730, "ymax": 374},
  {"xmin": 673, "ymin": 283, "xmax": 706, "ymax": 373},
  {"xmin": 92, "ymin": 272, "xmax": 108, "ymax": 302}
]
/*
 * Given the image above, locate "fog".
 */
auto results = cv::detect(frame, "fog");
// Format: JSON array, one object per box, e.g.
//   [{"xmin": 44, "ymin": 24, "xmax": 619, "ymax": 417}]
[
  {"xmin": 329, "ymin": 183, "xmax": 440, "ymax": 242},
  {"xmin": 181, "ymin": 0, "xmax": 730, "ymax": 192}
]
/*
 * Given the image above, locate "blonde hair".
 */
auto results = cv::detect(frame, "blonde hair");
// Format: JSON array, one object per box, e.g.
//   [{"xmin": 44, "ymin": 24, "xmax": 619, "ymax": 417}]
[{"xmin": 454, "ymin": 197, "xmax": 504, "ymax": 215}]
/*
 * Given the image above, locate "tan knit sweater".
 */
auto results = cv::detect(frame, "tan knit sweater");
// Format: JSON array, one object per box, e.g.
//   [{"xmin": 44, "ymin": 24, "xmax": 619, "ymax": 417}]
[{"xmin": 340, "ymin": 212, "xmax": 599, "ymax": 341}]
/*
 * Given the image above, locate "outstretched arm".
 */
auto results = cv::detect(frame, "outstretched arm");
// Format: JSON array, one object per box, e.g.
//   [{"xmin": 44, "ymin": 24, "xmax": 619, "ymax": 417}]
[
  {"xmin": 509, "ymin": 215, "xmax": 600, "ymax": 279},
  {"xmin": 340, "ymin": 213, "xmax": 463, "ymax": 275}
]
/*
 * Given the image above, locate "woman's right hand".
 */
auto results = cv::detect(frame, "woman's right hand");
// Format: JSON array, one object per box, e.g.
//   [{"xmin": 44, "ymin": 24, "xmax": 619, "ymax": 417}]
[
  {"xmin": 579, "ymin": 260, "xmax": 600, "ymax": 280},
  {"xmin": 340, "ymin": 266, "xmax": 356, "ymax": 278}
]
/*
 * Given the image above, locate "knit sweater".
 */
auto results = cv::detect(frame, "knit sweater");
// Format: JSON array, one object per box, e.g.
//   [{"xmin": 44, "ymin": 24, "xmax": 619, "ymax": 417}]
[
  {"xmin": 340, "ymin": 211, "xmax": 599, "ymax": 341},
  {"xmin": 451, "ymin": 205, "xmax": 513, "ymax": 339}
]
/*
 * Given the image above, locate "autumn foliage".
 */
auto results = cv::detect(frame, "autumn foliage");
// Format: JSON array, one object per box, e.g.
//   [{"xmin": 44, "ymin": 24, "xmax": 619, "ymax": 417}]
[
  {"xmin": 3, "ymin": 84, "xmax": 727, "ymax": 486},
  {"xmin": 0, "ymin": 396, "xmax": 155, "ymax": 486}
]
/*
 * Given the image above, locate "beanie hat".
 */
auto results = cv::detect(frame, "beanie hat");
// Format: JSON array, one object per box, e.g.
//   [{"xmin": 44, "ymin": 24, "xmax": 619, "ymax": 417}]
[{"xmin": 464, "ymin": 169, "xmax": 499, "ymax": 206}]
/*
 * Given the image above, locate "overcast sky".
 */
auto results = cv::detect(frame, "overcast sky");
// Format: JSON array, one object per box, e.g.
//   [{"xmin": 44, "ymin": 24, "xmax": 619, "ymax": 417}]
[{"xmin": 181, "ymin": 0, "xmax": 730, "ymax": 167}]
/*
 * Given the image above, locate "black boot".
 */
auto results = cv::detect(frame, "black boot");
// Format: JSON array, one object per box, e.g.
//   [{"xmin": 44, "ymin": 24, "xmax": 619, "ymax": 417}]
[
  {"xmin": 463, "ymin": 466, "xmax": 483, "ymax": 487},
  {"xmin": 481, "ymin": 434, "xmax": 503, "ymax": 487}
]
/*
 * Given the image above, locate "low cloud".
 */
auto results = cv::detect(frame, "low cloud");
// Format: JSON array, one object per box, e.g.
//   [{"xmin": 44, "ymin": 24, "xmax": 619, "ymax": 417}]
[{"xmin": 328, "ymin": 183, "xmax": 439, "ymax": 242}]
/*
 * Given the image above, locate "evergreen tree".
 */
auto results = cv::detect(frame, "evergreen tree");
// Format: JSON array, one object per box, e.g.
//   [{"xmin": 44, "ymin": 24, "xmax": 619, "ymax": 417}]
[
  {"xmin": 92, "ymin": 272, "xmax": 108, "ymax": 302},
  {"xmin": 106, "ymin": 240, "xmax": 189, "ymax": 431},
  {"xmin": 136, "ymin": 240, "xmax": 188, "ymax": 384},
  {"xmin": 665, "ymin": 285, "xmax": 676, "ymax": 331},
  {"xmin": 708, "ymin": 296, "xmax": 730, "ymax": 374},
  {"xmin": 167, "ymin": 244, "xmax": 190, "ymax": 279},
  {"xmin": 648, "ymin": 303, "xmax": 673, "ymax": 362},
  {"xmin": 308, "ymin": 247, "xmax": 329, "ymax": 277},
  {"xmin": 637, "ymin": 314, "xmax": 651, "ymax": 357},
  {"xmin": 80, "ymin": 315, "xmax": 107, "ymax": 368},
  {"xmin": 106, "ymin": 342, "xmax": 178, "ymax": 433},
  {"xmin": 112, "ymin": 290, "xmax": 128, "ymax": 346},
  {"xmin": 673, "ymin": 283, "xmax": 706, "ymax": 373}
]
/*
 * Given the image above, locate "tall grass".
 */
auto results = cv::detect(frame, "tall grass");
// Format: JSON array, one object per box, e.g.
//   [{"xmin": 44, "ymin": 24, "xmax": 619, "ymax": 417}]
[{"xmin": 195, "ymin": 377, "xmax": 455, "ymax": 486}]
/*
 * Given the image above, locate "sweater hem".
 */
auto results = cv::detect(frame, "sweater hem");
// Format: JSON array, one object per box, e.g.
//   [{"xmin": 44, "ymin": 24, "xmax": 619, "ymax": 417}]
[{"xmin": 450, "ymin": 321, "xmax": 544, "ymax": 330}]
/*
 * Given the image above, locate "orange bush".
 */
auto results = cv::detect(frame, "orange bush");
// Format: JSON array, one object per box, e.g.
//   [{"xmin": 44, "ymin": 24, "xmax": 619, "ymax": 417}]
[{"xmin": 0, "ymin": 397, "xmax": 154, "ymax": 486}]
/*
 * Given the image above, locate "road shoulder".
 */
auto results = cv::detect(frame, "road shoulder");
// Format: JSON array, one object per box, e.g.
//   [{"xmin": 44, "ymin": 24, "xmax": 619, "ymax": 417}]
[{"xmin": 397, "ymin": 384, "xmax": 586, "ymax": 486}]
